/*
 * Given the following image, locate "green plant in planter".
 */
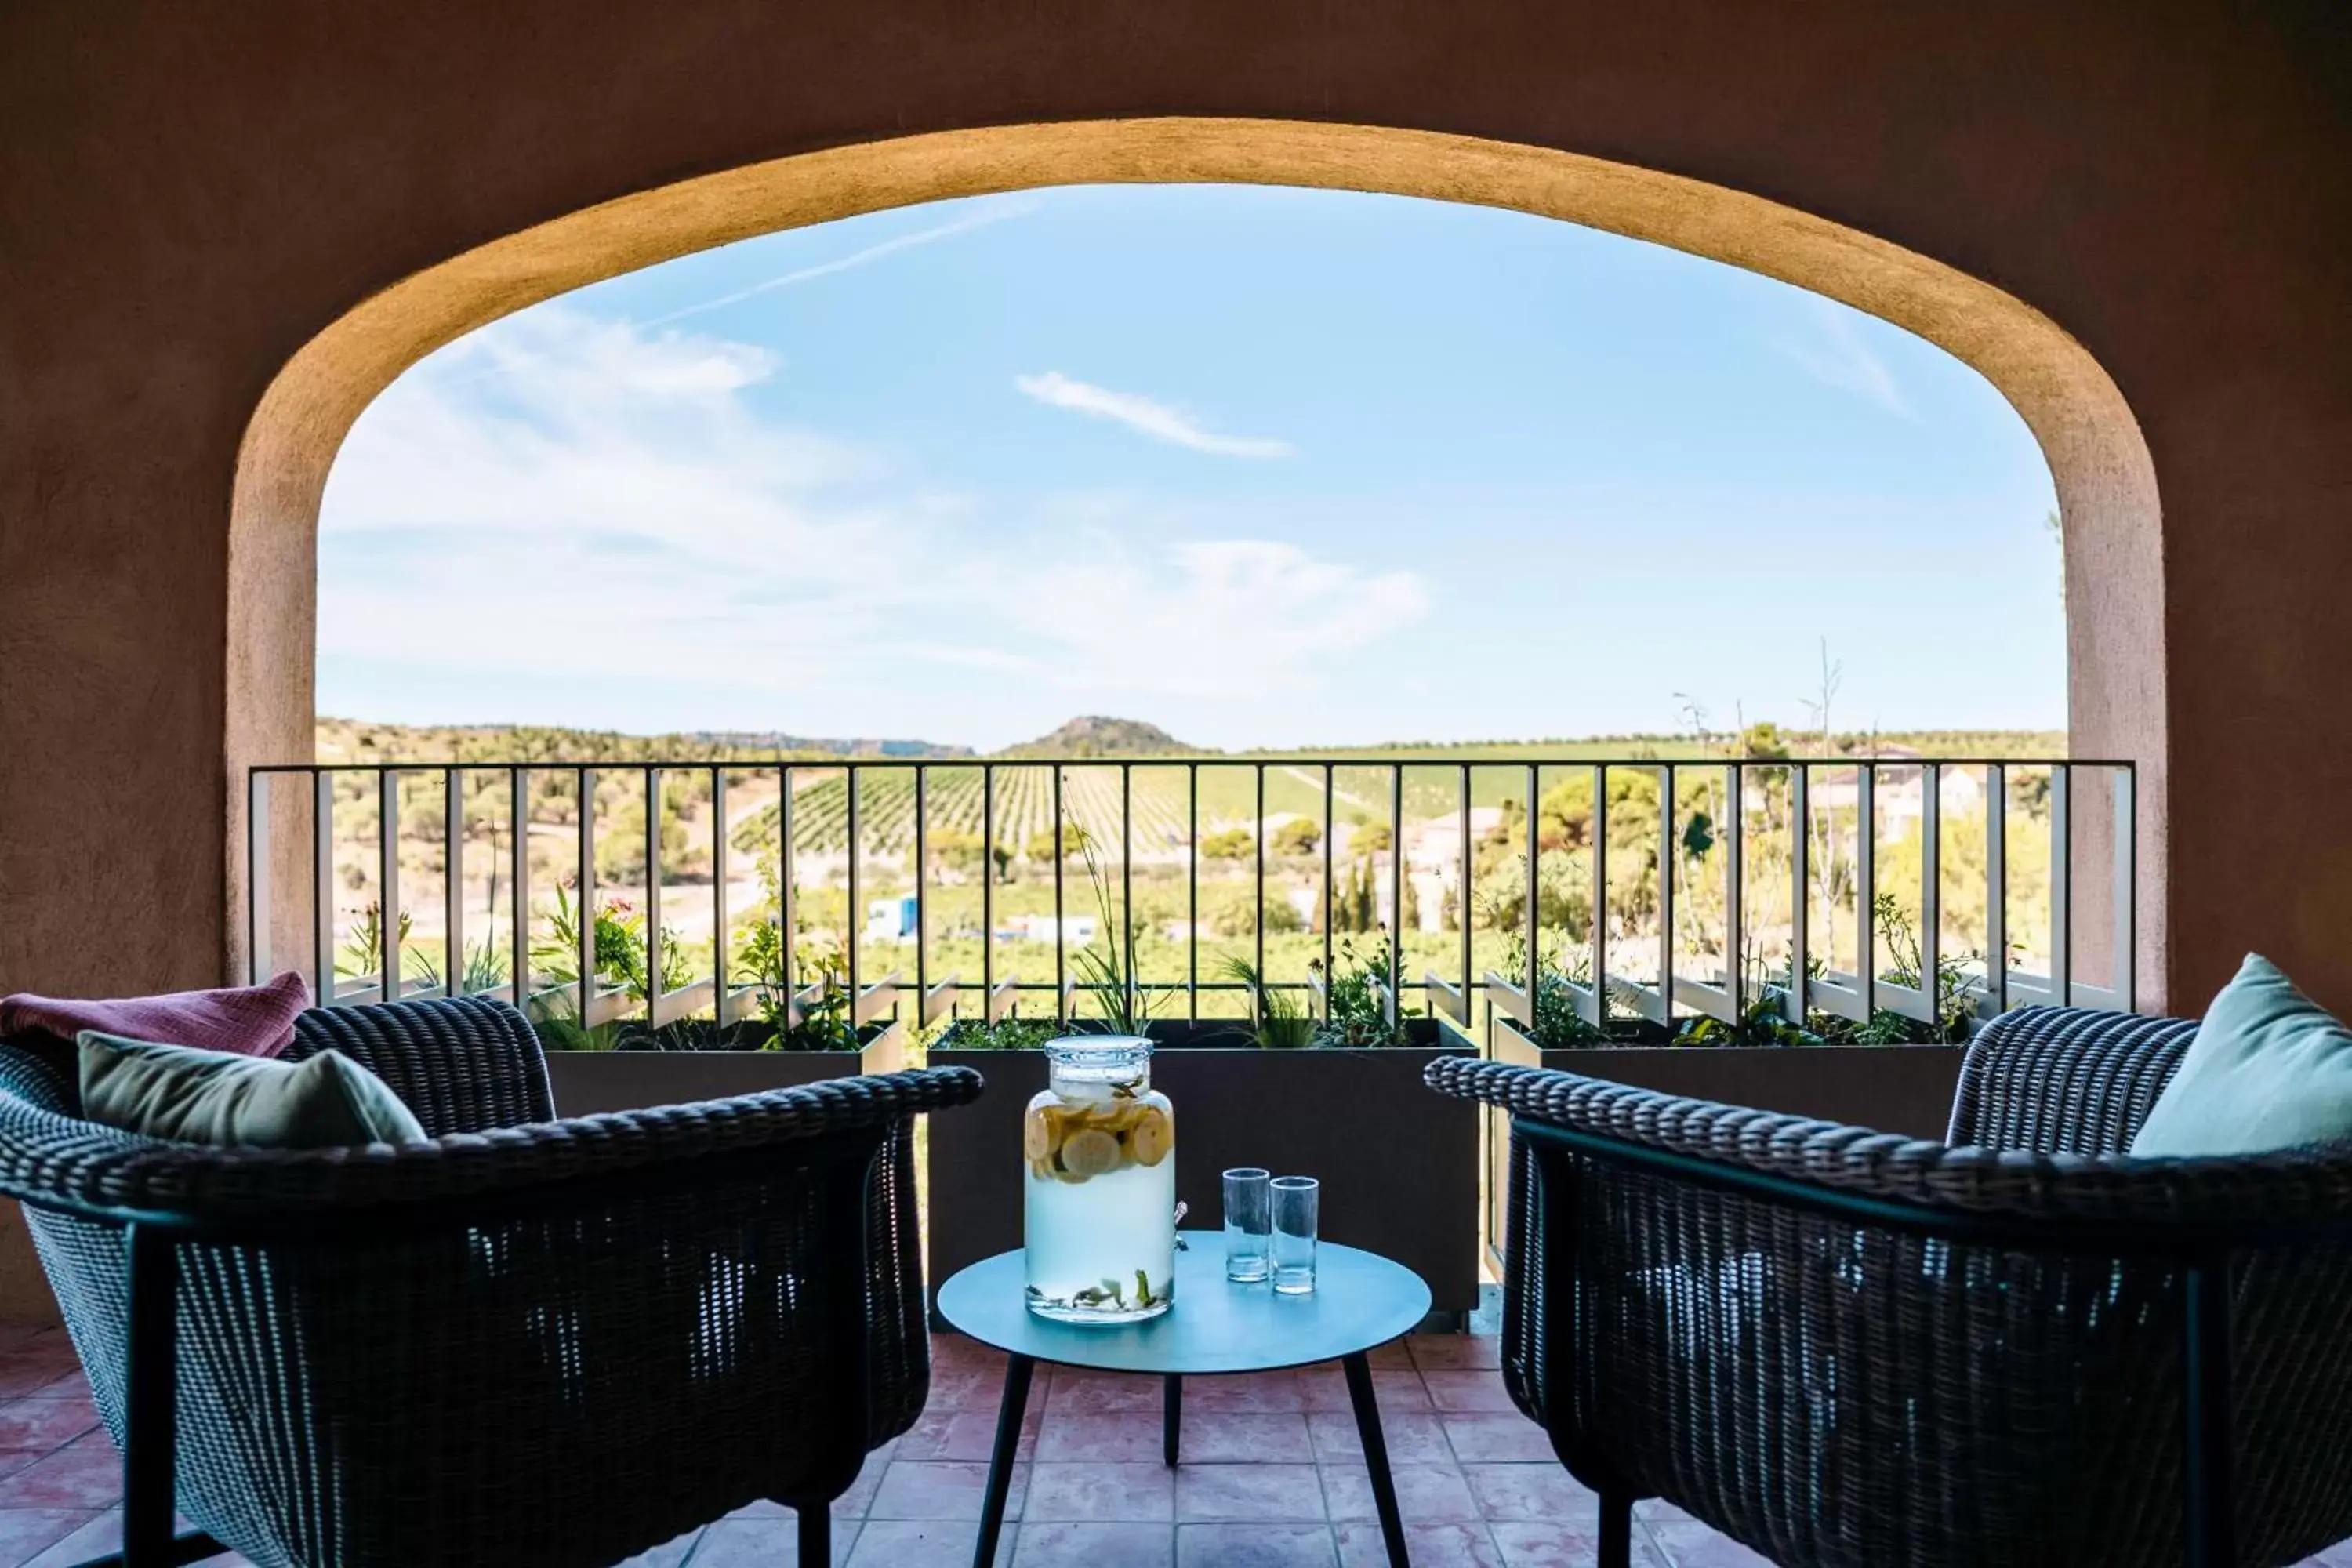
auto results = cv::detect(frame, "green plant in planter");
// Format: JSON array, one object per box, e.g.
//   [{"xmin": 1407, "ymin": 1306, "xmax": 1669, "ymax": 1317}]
[
  {"xmin": 1220, "ymin": 955, "xmax": 1313, "ymax": 1050},
  {"xmin": 1065, "ymin": 815, "xmax": 1171, "ymax": 1034},
  {"xmin": 528, "ymin": 884, "xmax": 694, "ymax": 1049},
  {"xmin": 1311, "ymin": 934, "xmax": 1415, "ymax": 1048},
  {"xmin": 949, "ymin": 1016, "xmax": 1060, "ymax": 1051}
]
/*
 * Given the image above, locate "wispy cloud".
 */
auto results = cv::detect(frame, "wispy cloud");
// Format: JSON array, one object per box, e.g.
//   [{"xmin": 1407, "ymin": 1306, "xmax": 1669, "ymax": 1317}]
[
  {"xmin": 320, "ymin": 307, "xmax": 1411, "ymax": 734},
  {"xmin": 1014, "ymin": 372, "xmax": 1294, "ymax": 458},
  {"xmin": 641, "ymin": 198, "xmax": 1040, "ymax": 328},
  {"xmin": 1774, "ymin": 298, "xmax": 1910, "ymax": 416}
]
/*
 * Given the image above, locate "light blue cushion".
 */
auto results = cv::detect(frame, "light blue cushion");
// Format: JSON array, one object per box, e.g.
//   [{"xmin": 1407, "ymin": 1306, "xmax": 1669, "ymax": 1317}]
[
  {"xmin": 2131, "ymin": 954, "xmax": 2352, "ymax": 1157},
  {"xmin": 79, "ymin": 1032, "xmax": 429, "ymax": 1149}
]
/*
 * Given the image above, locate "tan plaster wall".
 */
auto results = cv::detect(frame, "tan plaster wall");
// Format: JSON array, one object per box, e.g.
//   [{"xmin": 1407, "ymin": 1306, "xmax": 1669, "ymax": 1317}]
[{"xmin": 6, "ymin": 1, "xmax": 2351, "ymax": 1033}]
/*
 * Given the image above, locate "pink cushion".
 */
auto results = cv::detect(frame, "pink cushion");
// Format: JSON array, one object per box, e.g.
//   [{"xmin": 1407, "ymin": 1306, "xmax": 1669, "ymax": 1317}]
[{"xmin": 0, "ymin": 971, "xmax": 310, "ymax": 1058}]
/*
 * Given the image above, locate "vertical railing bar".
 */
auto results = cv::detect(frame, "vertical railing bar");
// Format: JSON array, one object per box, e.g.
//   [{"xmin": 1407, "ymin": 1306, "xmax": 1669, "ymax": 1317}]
[
  {"xmin": 1188, "ymin": 762, "xmax": 1199, "ymax": 1018},
  {"xmin": 713, "ymin": 767, "xmax": 730, "ymax": 1026},
  {"xmin": 2051, "ymin": 764, "xmax": 2071, "ymax": 1006},
  {"xmin": 1123, "ymin": 763, "xmax": 1134, "ymax": 1022},
  {"xmin": 982, "ymin": 765, "xmax": 996, "ymax": 1014},
  {"xmin": 1787, "ymin": 765, "xmax": 1809, "ymax": 1026},
  {"xmin": 1592, "ymin": 764, "xmax": 1608, "ymax": 1027},
  {"xmin": 1986, "ymin": 764, "xmax": 2008, "ymax": 1015},
  {"xmin": 1255, "ymin": 765, "xmax": 1267, "ymax": 993},
  {"xmin": 2116, "ymin": 766, "xmax": 2137, "ymax": 1013},
  {"xmin": 1523, "ymin": 764, "xmax": 1539, "ymax": 1009},
  {"xmin": 379, "ymin": 769, "xmax": 401, "ymax": 1006},
  {"xmin": 780, "ymin": 765, "xmax": 797, "ymax": 1006},
  {"xmin": 1458, "ymin": 764, "xmax": 1472, "ymax": 1011},
  {"xmin": 1323, "ymin": 764, "xmax": 1336, "ymax": 1013},
  {"xmin": 915, "ymin": 764, "xmax": 929, "ymax": 1018},
  {"xmin": 644, "ymin": 768, "xmax": 662, "ymax": 1022},
  {"xmin": 1053, "ymin": 767, "xmax": 1065, "ymax": 1022},
  {"xmin": 509, "ymin": 767, "xmax": 528, "ymax": 1007},
  {"xmin": 1388, "ymin": 763, "xmax": 1404, "ymax": 1021},
  {"xmin": 1922, "ymin": 764, "xmax": 1941, "ymax": 1032},
  {"xmin": 1858, "ymin": 763, "xmax": 1876, "ymax": 1020},
  {"xmin": 1657, "ymin": 764, "xmax": 1674, "ymax": 1021},
  {"xmin": 847, "ymin": 765, "xmax": 860, "ymax": 1017},
  {"xmin": 577, "ymin": 768, "xmax": 594, "ymax": 1028},
  {"xmin": 247, "ymin": 772, "xmax": 269, "ymax": 985},
  {"xmin": 444, "ymin": 768, "xmax": 463, "ymax": 998},
  {"xmin": 313, "ymin": 771, "xmax": 334, "ymax": 1006},
  {"xmin": 1726, "ymin": 762, "xmax": 1744, "ymax": 1022}
]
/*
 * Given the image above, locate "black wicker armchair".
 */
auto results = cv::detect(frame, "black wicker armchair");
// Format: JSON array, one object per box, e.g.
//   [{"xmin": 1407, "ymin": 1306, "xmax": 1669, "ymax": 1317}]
[
  {"xmin": 0, "ymin": 995, "xmax": 983, "ymax": 1568},
  {"xmin": 1428, "ymin": 1005, "xmax": 2352, "ymax": 1568}
]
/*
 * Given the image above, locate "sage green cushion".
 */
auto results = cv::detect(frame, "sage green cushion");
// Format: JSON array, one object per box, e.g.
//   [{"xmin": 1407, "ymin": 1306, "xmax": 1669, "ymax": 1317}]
[
  {"xmin": 78, "ymin": 1032, "xmax": 429, "ymax": 1148},
  {"xmin": 2131, "ymin": 954, "xmax": 2352, "ymax": 1158}
]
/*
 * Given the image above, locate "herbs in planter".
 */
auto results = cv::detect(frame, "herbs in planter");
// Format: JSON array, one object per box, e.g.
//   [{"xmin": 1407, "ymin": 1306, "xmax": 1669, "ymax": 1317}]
[
  {"xmin": 949, "ymin": 1016, "xmax": 1060, "ymax": 1051},
  {"xmin": 1065, "ymin": 813, "xmax": 1172, "ymax": 1033},
  {"xmin": 1310, "ymin": 934, "xmax": 1416, "ymax": 1049},
  {"xmin": 1219, "ymin": 955, "xmax": 1313, "ymax": 1050}
]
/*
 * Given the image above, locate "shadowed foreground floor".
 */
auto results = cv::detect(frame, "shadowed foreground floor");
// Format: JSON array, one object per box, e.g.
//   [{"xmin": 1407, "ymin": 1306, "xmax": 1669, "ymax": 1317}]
[{"xmin": 0, "ymin": 1319, "xmax": 2344, "ymax": 1567}]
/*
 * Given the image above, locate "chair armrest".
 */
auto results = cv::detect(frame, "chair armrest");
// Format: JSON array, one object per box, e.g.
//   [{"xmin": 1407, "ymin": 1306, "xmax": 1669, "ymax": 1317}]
[
  {"xmin": 0, "ymin": 1065, "xmax": 984, "ymax": 1232},
  {"xmin": 1424, "ymin": 1056, "xmax": 2352, "ymax": 1232},
  {"xmin": 1945, "ymin": 1005, "xmax": 2194, "ymax": 1155}
]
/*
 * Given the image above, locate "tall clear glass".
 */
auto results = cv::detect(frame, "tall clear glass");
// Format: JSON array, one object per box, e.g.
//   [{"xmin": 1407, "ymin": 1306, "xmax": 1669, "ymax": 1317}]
[
  {"xmin": 1223, "ymin": 1167, "xmax": 1271, "ymax": 1283},
  {"xmin": 1271, "ymin": 1175, "xmax": 1319, "ymax": 1295},
  {"xmin": 1023, "ymin": 1035, "xmax": 1176, "ymax": 1323}
]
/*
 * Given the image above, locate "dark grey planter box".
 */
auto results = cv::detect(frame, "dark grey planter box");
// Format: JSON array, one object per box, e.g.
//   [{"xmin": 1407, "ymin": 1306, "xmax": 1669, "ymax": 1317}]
[
  {"xmin": 927, "ymin": 1017, "xmax": 1481, "ymax": 1319},
  {"xmin": 1478, "ymin": 1014, "xmax": 1965, "ymax": 1269},
  {"xmin": 1487, "ymin": 1017, "xmax": 1965, "ymax": 1138},
  {"xmin": 544, "ymin": 1019, "xmax": 907, "ymax": 1117}
]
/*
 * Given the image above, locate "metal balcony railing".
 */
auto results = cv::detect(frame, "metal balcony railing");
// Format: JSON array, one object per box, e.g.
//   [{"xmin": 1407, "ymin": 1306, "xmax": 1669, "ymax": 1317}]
[{"xmin": 245, "ymin": 754, "xmax": 2136, "ymax": 1038}]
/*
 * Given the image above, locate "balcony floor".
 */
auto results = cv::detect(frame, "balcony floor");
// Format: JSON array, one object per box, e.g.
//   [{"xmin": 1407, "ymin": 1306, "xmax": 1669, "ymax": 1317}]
[{"xmin": 0, "ymin": 1319, "xmax": 2347, "ymax": 1566}]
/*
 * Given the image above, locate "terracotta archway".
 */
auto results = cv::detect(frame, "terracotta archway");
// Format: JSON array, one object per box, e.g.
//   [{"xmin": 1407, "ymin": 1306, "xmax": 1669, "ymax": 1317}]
[{"xmin": 227, "ymin": 118, "xmax": 2164, "ymax": 1002}]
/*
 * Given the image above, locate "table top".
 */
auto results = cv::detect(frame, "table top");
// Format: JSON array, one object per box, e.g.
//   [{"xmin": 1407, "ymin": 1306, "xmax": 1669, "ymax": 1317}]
[{"xmin": 935, "ymin": 1230, "xmax": 1432, "ymax": 1375}]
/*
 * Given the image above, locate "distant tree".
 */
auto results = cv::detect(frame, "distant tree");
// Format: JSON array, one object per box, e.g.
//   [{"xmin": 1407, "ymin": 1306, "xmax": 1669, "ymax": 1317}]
[
  {"xmin": 1272, "ymin": 818, "xmax": 1322, "ymax": 858},
  {"xmin": 1352, "ymin": 822, "xmax": 1393, "ymax": 855},
  {"xmin": 1024, "ymin": 824, "xmax": 1085, "ymax": 862},
  {"xmin": 1199, "ymin": 827, "xmax": 1254, "ymax": 861}
]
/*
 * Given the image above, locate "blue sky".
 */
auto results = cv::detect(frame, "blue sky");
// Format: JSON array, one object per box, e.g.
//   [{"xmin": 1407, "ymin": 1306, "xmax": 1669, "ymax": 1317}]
[{"xmin": 318, "ymin": 183, "xmax": 2063, "ymax": 750}]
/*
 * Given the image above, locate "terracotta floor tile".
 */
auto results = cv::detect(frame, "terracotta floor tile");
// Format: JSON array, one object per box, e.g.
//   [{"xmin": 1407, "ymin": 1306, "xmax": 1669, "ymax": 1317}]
[
  {"xmin": 869, "ymin": 1461, "xmax": 1028, "ymax": 1523},
  {"xmin": 1174, "ymin": 1523, "xmax": 1338, "ymax": 1566},
  {"xmin": 1486, "ymin": 1519, "xmax": 1624, "ymax": 1567},
  {"xmin": 1363, "ymin": 1341, "xmax": 1414, "ymax": 1371},
  {"xmin": 1023, "ymin": 1463, "xmax": 1174, "ymax": 1523},
  {"xmin": 0, "ymin": 1400, "xmax": 96, "ymax": 1454},
  {"xmin": 1013, "ymin": 1520, "xmax": 1175, "ymax": 1567},
  {"xmin": 1295, "ymin": 1367, "xmax": 1428, "ymax": 1414},
  {"xmin": 1420, "ymin": 1370, "xmax": 1516, "ymax": 1414},
  {"xmin": 1174, "ymin": 1465, "xmax": 1326, "ymax": 1523},
  {"xmin": 1305, "ymin": 1410, "xmax": 1454, "ymax": 1466},
  {"xmin": 930, "ymin": 1366, "xmax": 1016, "ymax": 1412},
  {"xmin": 1036, "ymin": 1413, "xmax": 1165, "ymax": 1465},
  {"xmin": 0, "ymin": 1509, "xmax": 96, "ymax": 1568},
  {"xmin": 0, "ymin": 1447, "xmax": 119, "ymax": 1512},
  {"xmin": 900, "ymin": 1407, "xmax": 1040, "ymax": 1463},
  {"xmin": 1176, "ymin": 1412, "xmax": 1312, "ymax": 1464},
  {"xmin": 691, "ymin": 1516, "xmax": 855, "ymax": 1566},
  {"xmin": 1460, "ymin": 1463, "xmax": 1596, "ymax": 1524},
  {"xmin": 1439, "ymin": 1413, "xmax": 1554, "ymax": 1464},
  {"xmin": 1406, "ymin": 1334, "xmax": 1501, "ymax": 1372},
  {"xmin": 846, "ymin": 1519, "xmax": 1014, "ymax": 1567},
  {"xmin": 2, "ymin": 1377, "xmax": 85, "ymax": 1406},
  {"xmin": 1336, "ymin": 1519, "xmax": 1503, "ymax": 1567},
  {"xmin": 1318, "ymin": 1462, "xmax": 1481, "ymax": 1525},
  {"xmin": 1182, "ymin": 1373, "xmax": 1304, "ymax": 1414},
  {"xmin": 1048, "ymin": 1373, "xmax": 1165, "ymax": 1414}
]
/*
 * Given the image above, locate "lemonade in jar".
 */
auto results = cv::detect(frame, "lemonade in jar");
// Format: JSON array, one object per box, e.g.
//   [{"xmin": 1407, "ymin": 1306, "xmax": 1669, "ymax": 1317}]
[{"xmin": 1022, "ymin": 1035, "xmax": 1175, "ymax": 1323}]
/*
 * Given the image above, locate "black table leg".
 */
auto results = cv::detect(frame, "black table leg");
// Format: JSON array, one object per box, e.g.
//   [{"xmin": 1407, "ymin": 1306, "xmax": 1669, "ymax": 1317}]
[
  {"xmin": 974, "ymin": 1352, "xmax": 1033, "ymax": 1568},
  {"xmin": 1342, "ymin": 1350, "xmax": 1410, "ymax": 1566},
  {"xmin": 1163, "ymin": 1374, "xmax": 1182, "ymax": 1466}
]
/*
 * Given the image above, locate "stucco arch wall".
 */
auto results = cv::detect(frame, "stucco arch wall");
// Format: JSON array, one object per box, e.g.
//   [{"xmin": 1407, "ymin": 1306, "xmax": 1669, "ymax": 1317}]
[
  {"xmin": 229, "ymin": 118, "xmax": 2164, "ymax": 1000},
  {"xmin": 11, "ymin": 0, "xmax": 2352, "ymax": 1051}
]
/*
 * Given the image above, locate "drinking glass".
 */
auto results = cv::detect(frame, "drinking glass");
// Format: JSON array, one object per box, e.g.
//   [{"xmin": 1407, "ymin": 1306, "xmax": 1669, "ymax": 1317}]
[
  {"xmin": 1271, "ymin": 1175, "xmax": 1319, "ymax": 1295},
  {"xmin": 1223, "ymin": 1167, "xmax": 1272, "ymax": 1283}
]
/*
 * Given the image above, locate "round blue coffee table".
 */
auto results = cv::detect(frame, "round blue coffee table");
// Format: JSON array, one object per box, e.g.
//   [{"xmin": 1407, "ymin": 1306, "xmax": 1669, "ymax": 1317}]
[{"xmin": 937, "ymin": 1230, "xmax": 1432, "ymax": 1567}]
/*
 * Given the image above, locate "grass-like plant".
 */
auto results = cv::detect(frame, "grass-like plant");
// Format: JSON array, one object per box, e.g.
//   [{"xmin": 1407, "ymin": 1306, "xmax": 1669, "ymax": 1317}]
[
  {"xmin": 1065, "ymin": 811, "xmax": 1169, "ymax": 1034},
  {"xmin": 1219, "ymin": 954, "xmax": 1313, "ymax": 1050}
]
